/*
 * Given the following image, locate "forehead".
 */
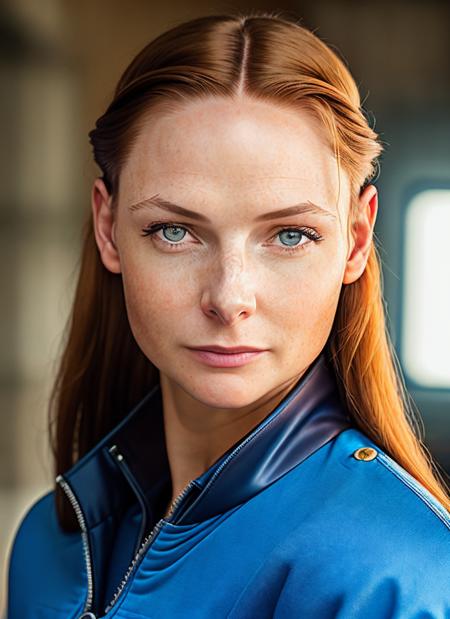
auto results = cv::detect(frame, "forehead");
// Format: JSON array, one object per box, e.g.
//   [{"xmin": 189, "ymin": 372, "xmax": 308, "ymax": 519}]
[{"xmin": 119, "ymin": 97, "xmax": 348, "ymax": 220}]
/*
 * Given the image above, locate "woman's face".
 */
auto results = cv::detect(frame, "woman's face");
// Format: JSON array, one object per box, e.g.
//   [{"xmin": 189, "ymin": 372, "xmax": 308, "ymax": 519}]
[{"xmin": 93, "ymin": 96, "xmax": 377, "ymax": 409}]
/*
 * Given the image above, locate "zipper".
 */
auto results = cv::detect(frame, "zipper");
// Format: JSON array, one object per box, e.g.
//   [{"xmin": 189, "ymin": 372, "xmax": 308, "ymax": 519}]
[
  {"xmin": 56, "ymin": 474, "xmax": 95, "ymax": 616},
  {"xmin": 103, "ymin": 478, "xmax": 197, "ymax": 615}
]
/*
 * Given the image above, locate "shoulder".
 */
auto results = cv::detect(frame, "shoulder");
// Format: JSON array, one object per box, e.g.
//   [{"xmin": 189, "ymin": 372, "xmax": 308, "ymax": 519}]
[
  {"xmin": 8, "ymin": 489, "xmax": 57, "ymax": 566},
  {"xmin": 281, "ymin": 426, "xmax": 449, "ymax": 539},
  {"xmin": 7, "ymin": 489, "xmax": 85, "ymax": 617},
  {"xmin": 265, "ymin": 429, "xmax": 450, "ymax": 617},
  {"xmin": 278, "ymin": 426, "xmax": 450, "ymax": 563},
  {"xmin": 330, "ymin": 427, "xmax": 450, "ymax": 534}
]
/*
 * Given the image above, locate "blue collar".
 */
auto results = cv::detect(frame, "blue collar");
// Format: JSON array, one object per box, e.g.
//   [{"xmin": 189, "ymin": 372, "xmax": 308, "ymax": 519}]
[{"xmin": 59, "ymin": 352, "xmax": 353, "ymax": 530}]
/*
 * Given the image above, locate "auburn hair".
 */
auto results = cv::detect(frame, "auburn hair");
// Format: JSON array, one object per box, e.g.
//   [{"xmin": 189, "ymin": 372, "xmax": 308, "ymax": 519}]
[{"xmin": 49, "ymin": 10, "xmax": 450, "ymax": 530}]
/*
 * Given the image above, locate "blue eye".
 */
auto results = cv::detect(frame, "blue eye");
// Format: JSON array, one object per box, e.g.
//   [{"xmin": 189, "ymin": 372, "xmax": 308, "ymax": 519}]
[
  {"xmin": 273, "ymin": 227, "xmax": 323, "ymax": 253},
  {"xmin": 158, "ymin": 224, "xmax": 186, "ymax": 243},
  {"xmin": 141, "ymin": 223, "xmax": 189, "ymax": 250},
  {"xmin": 278, "ymin": 229, "xmax": 307, "ymax": 247}
]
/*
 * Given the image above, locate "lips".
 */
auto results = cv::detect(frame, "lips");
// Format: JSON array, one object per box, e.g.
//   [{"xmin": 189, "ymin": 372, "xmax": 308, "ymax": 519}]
[
  {"xmin": 187, "ymin": 347, "xmax": 266, "ymax": 368},
  {"xmin": 189, "ymin": 345, "xmax": 266, "ymax": 354}
]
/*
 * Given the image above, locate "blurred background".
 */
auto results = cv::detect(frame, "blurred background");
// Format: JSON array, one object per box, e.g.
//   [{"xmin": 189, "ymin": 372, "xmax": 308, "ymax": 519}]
[{"xmin": 1, "ymin": 0, "xmax": 449, "ymax": 611}]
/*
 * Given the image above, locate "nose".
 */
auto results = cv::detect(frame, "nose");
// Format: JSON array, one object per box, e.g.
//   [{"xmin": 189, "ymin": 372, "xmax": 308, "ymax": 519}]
[{"xmin": 200, "ymin": 249, "xmax": 257, "ymax": 326}]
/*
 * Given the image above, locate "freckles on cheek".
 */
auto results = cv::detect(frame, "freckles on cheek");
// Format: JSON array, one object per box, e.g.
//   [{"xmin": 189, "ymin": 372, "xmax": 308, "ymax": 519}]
[
  {"xmin": 121, "ymin": 277, "xmax": 175, "ymax": 365},
  {"xmin": 120, "ymin": 260, "xmax": 192, "ymax": 331},
  {"xmin": 280, "ymin": 266, "xmax": 342, "ymax": 332}
]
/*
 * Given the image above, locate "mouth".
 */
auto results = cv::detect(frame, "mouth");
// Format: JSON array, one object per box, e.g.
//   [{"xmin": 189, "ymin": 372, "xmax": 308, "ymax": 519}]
[
  {"xmin": 187, "ymin": 345, "xmax": 267, "ymax": 354},
  {"xmin": 186, "ymin": 347, "xmax": 267, "ymax": 368}
]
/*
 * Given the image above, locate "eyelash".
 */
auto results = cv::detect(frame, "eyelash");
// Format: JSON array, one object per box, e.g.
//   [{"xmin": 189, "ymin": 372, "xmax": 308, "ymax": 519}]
[{"xmin": 140, "ymin": 221, "xmax": 324, "ymax": 254}]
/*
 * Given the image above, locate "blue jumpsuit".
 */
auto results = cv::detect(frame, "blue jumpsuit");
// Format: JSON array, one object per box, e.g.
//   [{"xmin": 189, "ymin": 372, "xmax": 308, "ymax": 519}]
[{"xmin": 7, "ymin": 353, "xmax": 450, "ymax": 618}]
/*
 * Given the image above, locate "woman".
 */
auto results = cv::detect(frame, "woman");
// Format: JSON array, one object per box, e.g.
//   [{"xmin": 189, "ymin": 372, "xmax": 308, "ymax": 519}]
[{"xmin": 7, "ymin": 11, "xmax": 450, "ymax": 619}]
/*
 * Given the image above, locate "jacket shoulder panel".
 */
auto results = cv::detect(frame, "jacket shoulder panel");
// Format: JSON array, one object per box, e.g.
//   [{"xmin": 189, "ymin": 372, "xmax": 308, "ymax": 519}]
[
  {"xmin": 335, "ymin": 427, "xmax": 450, "ymax": 532},
  {"xmin": 376, "ymin": 447, "xmax": 450, "ymax": 530},
  {"xmin": 228, "ymin": 428, "xmax": 450, "ymax": 618}
]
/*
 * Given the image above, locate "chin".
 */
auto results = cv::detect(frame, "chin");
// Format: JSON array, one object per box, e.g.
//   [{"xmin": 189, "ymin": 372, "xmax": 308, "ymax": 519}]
[{"xmin": 179, "ymin": 373, "xmax": 265, "ymax": 408}]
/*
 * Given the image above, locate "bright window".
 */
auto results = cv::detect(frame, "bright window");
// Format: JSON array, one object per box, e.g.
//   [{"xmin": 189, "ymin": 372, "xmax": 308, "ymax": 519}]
[{"xmin": 401, "ymin": 189, "xmax": 450, "ymax": 388}]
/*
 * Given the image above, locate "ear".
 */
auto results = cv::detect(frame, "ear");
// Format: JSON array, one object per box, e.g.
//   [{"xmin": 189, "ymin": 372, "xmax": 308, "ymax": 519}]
[
  {"xmin": 342, "ymin": 184, "xmax": 378, "ymax": 285},
  {"xmin": 91, "ymin": 177, "xmax": 121, "ymax": 274}
]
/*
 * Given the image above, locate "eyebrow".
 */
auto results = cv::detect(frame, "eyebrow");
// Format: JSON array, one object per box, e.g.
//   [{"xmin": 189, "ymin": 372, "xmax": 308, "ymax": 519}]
[{"xmin": 127, "ymin": 194, "xmax": 337, "ymax": 222}]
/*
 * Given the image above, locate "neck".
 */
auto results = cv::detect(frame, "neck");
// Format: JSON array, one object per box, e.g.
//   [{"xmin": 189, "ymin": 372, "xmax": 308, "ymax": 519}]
[{"xmin": 159, "ymin": 369, "xmax": 306, "ymax": 506}]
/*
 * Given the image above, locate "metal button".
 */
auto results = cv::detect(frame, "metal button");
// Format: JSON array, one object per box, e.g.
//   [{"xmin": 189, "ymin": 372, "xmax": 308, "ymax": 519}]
[{"xmin": 353, "ymin": 447, "xmax": 378, "ymax": 461}]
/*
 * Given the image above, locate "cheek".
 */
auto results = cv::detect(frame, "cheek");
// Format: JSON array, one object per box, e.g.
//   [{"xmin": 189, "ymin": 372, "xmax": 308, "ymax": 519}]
[
  {"xmin": 119, "ymin": 254, "xmax": 195, "ymax": 359},
  {"xmin": 276, "ymin": 255, "xmax": 344, "ymax": 347}
]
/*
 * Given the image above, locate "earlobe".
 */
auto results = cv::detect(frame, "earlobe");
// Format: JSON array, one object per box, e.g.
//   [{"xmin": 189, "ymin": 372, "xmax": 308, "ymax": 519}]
[
  {"xmin": 342, "ymin": 184, "xmax": 378, "ymax": 285},
  {"xmin": 91, "ymin": 178, "xmax": 122, "ymax": 274}
]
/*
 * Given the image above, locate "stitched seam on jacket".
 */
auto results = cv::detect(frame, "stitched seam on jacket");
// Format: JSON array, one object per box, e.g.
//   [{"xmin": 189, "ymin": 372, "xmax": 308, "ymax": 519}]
[{"xmin": 376, "ymin": 452, "xmax": 450, "ymax": 531}]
